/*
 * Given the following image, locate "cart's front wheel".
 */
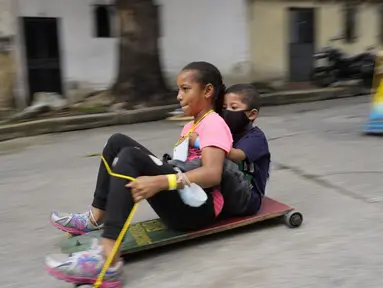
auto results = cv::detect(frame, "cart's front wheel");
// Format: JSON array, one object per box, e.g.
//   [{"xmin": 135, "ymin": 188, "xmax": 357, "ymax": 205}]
[{"xmin": 284, "ymin": 211, "xmax": 303, "ymax": 228}]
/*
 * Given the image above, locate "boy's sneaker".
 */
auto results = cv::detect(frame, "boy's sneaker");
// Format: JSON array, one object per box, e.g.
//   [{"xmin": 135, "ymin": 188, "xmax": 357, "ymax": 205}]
[
  {"xmin": 45, "ymin": 239, "xmax": 123, "ymax": 287},
  {"xmin": 50, "ymin": 210, "xmax": 103, "ymax": 235}
]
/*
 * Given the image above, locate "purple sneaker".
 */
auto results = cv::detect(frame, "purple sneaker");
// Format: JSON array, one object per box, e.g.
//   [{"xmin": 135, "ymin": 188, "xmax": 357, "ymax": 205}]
[
  {"xmin": 50, "ymin": 210, "xmax": 103, "ymax": 235},
  {"xmin": 45, "ymin": 239, "xmax": 124, "ymax": 287}
]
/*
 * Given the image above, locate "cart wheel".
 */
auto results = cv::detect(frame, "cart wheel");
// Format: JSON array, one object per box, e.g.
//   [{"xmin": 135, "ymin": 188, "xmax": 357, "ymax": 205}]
[{"xmin": 284, "ymin": 211, "xmax": 303, "ymax": 228}]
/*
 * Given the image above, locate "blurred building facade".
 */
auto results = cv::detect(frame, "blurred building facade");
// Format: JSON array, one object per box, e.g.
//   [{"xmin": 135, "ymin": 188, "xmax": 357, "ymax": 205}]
[
  {"xmin": 249, "ymin": 0, "xmax": 383, "ymax": 83},
  {"xmin": 1, "ymin": 0, "xmax": 382, "ymax": 108},
  {"xmin": 7, "ymin": 0, "xmax": 250, "ymax": 108}
]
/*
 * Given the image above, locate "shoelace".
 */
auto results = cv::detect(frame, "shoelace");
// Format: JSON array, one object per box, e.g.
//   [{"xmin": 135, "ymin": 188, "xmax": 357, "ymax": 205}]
[
  {"xmin": 88, "ymin": 210, "xmax": 103, "ymax": 229},
  {"xmin": 68, "ymin": 210, "xmax": 102, "ymax": 229}
]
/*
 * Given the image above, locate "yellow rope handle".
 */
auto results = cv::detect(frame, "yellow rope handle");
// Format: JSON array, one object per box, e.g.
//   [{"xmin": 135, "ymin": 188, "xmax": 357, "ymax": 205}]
[{"xmin": 93, "ymin": 155, "xmax": 138, "ymax": 288}]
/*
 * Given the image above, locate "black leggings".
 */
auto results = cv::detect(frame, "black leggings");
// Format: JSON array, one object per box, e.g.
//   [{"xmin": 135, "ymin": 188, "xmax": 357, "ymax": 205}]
[{"xmin": 92, "ymin": 133, "xmax": 216, "ymax": 240}]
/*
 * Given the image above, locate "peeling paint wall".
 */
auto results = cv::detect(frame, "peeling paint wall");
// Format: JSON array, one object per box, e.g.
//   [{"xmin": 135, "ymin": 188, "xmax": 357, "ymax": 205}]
[{"xmin": 0, "ymin": 0, "xmax": 16, "ymax": 109}]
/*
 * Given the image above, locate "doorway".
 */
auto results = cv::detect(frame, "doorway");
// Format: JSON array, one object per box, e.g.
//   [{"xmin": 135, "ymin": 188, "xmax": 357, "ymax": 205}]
[
  {"xmin": 22, "ymin": 17, "xmax": 63, "ymax": 105},
  {"xmin": 288, "ymin": 8, "xmax": 315, "ymax": 82}
]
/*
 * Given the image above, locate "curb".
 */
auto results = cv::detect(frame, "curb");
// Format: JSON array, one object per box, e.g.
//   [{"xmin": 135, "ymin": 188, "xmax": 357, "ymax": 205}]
[
  {"xmin": 0, "ymin": 104, "xmax": 179, "ymax": 142},
  {"xmin": 0, "ymin": 87, "xmax": 366, "ymax": 142},
  {"xmin": 261, "ymin": 86, "xmax": 365, "ymax": 106}
]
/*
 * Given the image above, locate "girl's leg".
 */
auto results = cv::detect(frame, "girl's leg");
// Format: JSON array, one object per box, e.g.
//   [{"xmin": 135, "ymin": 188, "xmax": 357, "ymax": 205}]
[
  {"xmin": 45, "ymin": 147, "xmax": 216, "ymax": 286},
  {"xmin": 91, "ymin": 133, "xmax": 154, "ymax": 214},
  {"xmin": 50, "ymin": 133, "xmax": 154, "ymax": 235},
  {"xmin": 103, "ymin": 148, "xmax": 216, "ymax": 242},
  {"xmin": 102, "ymin": 147, "xmax": 216, "ymax": 266}
]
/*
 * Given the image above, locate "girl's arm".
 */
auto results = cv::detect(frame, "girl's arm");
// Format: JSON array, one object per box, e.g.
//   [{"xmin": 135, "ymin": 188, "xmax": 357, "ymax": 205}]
[
  {"xmin": 186, "ymin": 134, "xmax": 226, "ymax": 187},
  {"xmin": 182, "ymin": 146, "xmax": 225, "ymax": 188},
  {"xmin": 156, "ymin": 146, "xmax": 225, "ymax": 190}
]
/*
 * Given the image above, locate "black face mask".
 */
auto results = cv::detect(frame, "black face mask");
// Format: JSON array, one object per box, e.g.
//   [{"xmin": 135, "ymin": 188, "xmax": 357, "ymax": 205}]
[{"xmin": 222, "ymin": 110, "xmax": 251, "ymax": 135}]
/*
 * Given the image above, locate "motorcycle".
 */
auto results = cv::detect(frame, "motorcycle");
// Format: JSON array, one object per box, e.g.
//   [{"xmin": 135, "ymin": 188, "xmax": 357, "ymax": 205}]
[{"xmin": 311, "ymin": 36, "xmax": 376, "ymax": 88}]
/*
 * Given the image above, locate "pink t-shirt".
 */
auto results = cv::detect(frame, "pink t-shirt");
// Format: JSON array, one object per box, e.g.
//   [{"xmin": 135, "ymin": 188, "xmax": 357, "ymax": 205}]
[{"xmin": 180, "ymin": 112, "xmax": 233, "ymax": 216}]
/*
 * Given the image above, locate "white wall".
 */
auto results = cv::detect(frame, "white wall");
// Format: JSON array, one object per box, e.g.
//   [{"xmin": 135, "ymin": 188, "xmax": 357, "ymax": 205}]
[
  {"xmin": 17, "ymin": 0, "xmax": 250, "ymax": 94},
  {"xmin": 17, "ymin": 0, "xmax": 118, "ymax": 92},
  {"xmin": 156, "ymin": 0, "xmax": 250, "ymax": 85},
  {"xmin": 0, "ymin": 0, "xmax": 14, "ymax": 36}
]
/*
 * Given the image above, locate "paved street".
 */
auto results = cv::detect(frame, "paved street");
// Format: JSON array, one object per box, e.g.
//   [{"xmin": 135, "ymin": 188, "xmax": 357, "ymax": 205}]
[{"xmin": 1, "ymin": 95, "xmax": 382, "ymax": 288}]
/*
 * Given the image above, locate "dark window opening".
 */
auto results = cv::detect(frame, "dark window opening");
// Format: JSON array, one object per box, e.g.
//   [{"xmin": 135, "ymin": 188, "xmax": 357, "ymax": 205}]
[
  {"xmin": 94, "ymin": 5, "xmax": 114, "ymax": 38},
  {"xmin": 344, "ymin": 3, "xmax": 357, "ymax": 43}
]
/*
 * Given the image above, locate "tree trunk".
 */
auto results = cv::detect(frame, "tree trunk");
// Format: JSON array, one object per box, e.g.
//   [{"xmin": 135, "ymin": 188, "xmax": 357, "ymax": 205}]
[{"xmin": 112, "ymin": 0, "xmax": 172, "ymax": 108}]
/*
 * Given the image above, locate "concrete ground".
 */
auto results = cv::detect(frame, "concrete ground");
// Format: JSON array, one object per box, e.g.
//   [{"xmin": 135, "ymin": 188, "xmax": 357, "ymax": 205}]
[{"xmin": 0, "ymin": 95, "xmax": 382, "ymax": 288}]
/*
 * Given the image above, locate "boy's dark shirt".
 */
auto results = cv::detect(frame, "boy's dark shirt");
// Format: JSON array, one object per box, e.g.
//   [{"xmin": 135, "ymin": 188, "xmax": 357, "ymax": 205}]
[{"xmin": 234, "ymin": 124, "xmax": 270, "ymax": 213}]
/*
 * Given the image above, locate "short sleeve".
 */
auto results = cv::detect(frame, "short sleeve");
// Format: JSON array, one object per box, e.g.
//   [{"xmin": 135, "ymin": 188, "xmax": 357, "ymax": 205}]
[
  {"xmin": 235, "ymin": 130, "xmax": 269, "ymax": 162},
  {"xmin": 197, "ymin": 114, "xmax": 233, "ymax": 153}
]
